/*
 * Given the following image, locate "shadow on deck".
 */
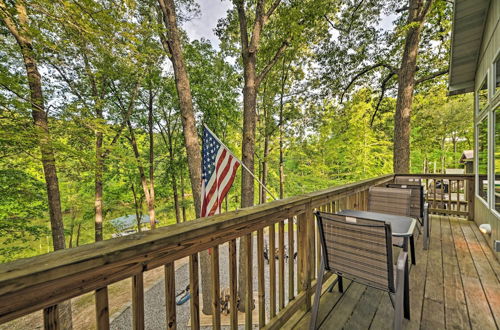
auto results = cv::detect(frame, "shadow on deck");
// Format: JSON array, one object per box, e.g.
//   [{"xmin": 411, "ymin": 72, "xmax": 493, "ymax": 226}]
[{"xmin": 286, "ymin": 215, "xmax": 500, "ymax": 329}]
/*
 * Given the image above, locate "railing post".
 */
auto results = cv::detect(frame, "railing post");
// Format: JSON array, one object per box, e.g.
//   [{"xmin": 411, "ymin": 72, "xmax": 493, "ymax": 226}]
[
  {"xmin": 95, "ymin": 287, "xmax": 110, "ymax": 330},
  {"xmin": 297, "ymin": 202, "xmax": 313, "ymax": 312}
]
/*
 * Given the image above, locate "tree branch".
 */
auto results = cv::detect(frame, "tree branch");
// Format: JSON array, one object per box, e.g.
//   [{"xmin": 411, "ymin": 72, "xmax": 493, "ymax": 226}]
[
  {"xmin": 0, "ymin": 1, "xmax": 24, "ymax": 45},
  {"xmin": 264, "ymin": 0, "xmax": 281, "ymax": 22},
  {"xmin": 414, "ymin": 69, "xmax": 448, "ymax": 85},
  {"xmin": 370, "ymin": 71, "xmax": 396, "ymax": 126},
  {"xmin": 255, "ymin": 39, "xmax": 290, "ymax": 87},
  {"xmin": 234, "ymin": 0, "xmax": 250, "ymax": 52},
  {"xmin": 249, "ymin": 0, "xmax": 265, "ymax": 50},
  {"xmin": 341, "ymin": 63, "xmax": 398, "ymax": 103}
]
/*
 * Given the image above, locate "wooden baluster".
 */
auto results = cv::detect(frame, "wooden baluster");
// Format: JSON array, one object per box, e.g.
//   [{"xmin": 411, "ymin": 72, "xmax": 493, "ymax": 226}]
[
  {"xmin": 165, "ymin": 263, "xmax": 176, "ymax": 330},
  {"xmin": 278, "ymin": 219, "xmax": 285, "ymax": 311},
  {"xmin": 297, "ymin": 203, "xmax": 312, "ymax": 312},
  {"xmin": 229, "ymin": 239, "xmax": 238, "ymax": 328},
  {"xmin": 316, "ymin": 207, "xmax": 322, "ymax": 282},
  {"xmin": 210, "ymin": 246, "xmax": 221, "ymax": 330},
  {"xmin": 425, "ymin": 179, "xmax": 429, "ymax": 208},
  {"xmin": 95, "ymin": 287, "xmax": 110, "ymax": 330},
  {"xmin": 308, "ymin": 205, "xmax": 316, "ymax": 292},
  {"xmin": 43, "ymin": 305, "xmax": 59, "ymax": 330},
  {"xmin": 257, "ymin": 229, "xmax": 265, "ymax": 327},
  {"xmin": 244, "ymin": 233, "xmax": 253, "ymax": 330},
  {"xmin": 441, "ymin": 178, "xmax": 445, "ymax": 213},
  {"xmin": 458, "ymin": 180, "xmax": 462, "ymax": 214},
  {"xmin": 448, "ymin": 180, "xmax": 453, "ymax": 213},
  {"xmin": 288, "ymin": 217, "xmax": 295, "ymax": 302},
  {"xmin": 132, "ymin": 273, "xmax": 144, "ymax": 330},
  {"xmin": 467, "ymin": 178, "xmax": 474, "ymax": 220},
  {"xmin": 433, "ymin": 179, "xmax": 437, "ymax": 212},
  {"xmin": 189, "ymin": 254, "xmax": 200, "ymax": 329},
  {"xmin": 269, "ymin": 224, "xmax": 276, "ymax": 318}
]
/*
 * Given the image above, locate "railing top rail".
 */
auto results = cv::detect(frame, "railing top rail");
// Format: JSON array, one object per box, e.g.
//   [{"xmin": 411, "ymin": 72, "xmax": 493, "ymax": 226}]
[
  {"xmin": 395, "ymin": 173, "xmax": 474, "ymax": 179},
  {"xmin": 0, "ymin": 174, "xmax": 393, "ymax": 323}
]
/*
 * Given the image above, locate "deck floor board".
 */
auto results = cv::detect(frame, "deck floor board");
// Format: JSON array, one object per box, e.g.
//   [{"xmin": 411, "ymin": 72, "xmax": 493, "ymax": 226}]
[{"xmin": 287, "ymin": 215, "xmax": 500, "ymax": 330}]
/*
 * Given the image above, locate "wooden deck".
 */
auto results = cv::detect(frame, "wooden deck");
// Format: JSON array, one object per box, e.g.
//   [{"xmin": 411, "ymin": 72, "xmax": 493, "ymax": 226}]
[{"xmin": 286, "ymin": 215, "xmax": 500, "ymax": 329}]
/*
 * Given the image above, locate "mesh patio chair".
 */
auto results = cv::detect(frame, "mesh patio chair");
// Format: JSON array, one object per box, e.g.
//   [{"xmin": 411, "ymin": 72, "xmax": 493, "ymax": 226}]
[
  {"xmin": 368, "ymin": 187, "xmax": 417, "ymax": 265},
  {"xmin": 310, "ymin": 212, "xmax": 409, "ymax": 330},
  {"xmin": 387, "ymin": 183, "xmax": 430, "ymax": 250}
]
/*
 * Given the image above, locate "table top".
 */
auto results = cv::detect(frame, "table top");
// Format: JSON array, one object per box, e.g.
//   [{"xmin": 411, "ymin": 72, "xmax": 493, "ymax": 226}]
[{"xmin": 337, "ymin": 209, "xmax": 416, "ymax": 237}]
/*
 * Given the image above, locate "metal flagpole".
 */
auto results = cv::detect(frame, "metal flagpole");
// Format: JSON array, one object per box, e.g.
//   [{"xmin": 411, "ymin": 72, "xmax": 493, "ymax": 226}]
[{"xmin": 203, "ymin": 124, "xmax": 278, "ymax": 201}]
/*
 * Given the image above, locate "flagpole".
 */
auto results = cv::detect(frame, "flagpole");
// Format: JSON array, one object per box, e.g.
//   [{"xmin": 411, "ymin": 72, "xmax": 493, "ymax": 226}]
[{"xmin": 203, "ymin": 124, "xmax": 278, "ymax": 201}]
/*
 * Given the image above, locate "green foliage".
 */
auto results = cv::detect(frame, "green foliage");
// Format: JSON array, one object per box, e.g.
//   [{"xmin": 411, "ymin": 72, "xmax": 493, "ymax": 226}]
[{"xmin": 0, "ymin": 0, "xmax": 470, "ymax": 263}]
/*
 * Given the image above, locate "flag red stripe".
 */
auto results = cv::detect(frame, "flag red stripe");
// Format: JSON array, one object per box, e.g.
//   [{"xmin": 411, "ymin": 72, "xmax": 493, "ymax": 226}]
[
  {"xmin": 207, "ymin": 155, "xmax": 236, "ymax": 216},
  {"xmin": 203, "ymin": 149, "xmax": 228, "ymax": 213}
]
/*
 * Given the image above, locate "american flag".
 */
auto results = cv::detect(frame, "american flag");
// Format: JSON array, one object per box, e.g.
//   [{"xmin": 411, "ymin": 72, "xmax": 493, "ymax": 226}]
[{"xmin": 201, "ymin": 126, "xmax": 240, "ymax": 217}]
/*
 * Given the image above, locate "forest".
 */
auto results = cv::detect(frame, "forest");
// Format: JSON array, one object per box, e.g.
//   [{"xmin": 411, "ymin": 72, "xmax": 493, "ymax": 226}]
[{"xmin": 0, "ymin": 0, "xmax": 472, "ymax": 264}]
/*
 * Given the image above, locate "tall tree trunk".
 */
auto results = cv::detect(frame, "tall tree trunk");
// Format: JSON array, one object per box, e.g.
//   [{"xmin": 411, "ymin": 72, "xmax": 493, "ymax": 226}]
[
  {"xmin": 393, "ymin": 0, "xmax": 433, "ymax": 173},
  {"xmin": 157, "ymin": 0, "xmax": 206, "ymax": 313},
  {"xmin": 279, "ymin": 57, "xmax": 289, "ymax": 199},
  {"xmin": 127, "ymin": 120, "xmax": 156, "ymax": 229},
  {"xmin": 180, "ymin": 168, "xmax": 187, "ymax": 222},
  {"xmin": 76, "ymin": 223, "xmax": 81, "ymax": 247},
  {"xmin": 148, "ymin": 88, "xmax": 156, "ymax": 228},
  {"xmin": 158, "ymin": 120, "xmax": 182, "ymax": 224},
  {"xmin": 0, "ymin": 2, "xmax": 72, "ymax": 328},
  {"xmin": 234, "ymin": 0, "xmax": 287, "ymax": 311},
  {"xmin": 131, "ymin": 182, "xmax": 142, "ymax": 232},
  {"xmin": 95, "ymin": 129, "xmax": 104, "ymax": 241}
]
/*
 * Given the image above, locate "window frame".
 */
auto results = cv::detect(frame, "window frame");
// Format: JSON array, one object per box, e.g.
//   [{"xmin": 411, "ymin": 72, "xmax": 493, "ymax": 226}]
[{"xmin": 476, "ymin": 111, "xmax": 489, "ymax": 204}]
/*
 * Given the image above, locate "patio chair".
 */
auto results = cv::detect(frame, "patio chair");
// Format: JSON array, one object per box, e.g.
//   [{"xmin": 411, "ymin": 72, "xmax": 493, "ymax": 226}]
[
  {"xmin": 368, "ymin": 187, "xmax": 416, "ymax": 265},
  {"xmin": 310, "ymin": 212, "xmax": 409, "ymax": 330},
  {"xmin": 387, "ymin": 183, "xmax": 430, "ymax": 250}
]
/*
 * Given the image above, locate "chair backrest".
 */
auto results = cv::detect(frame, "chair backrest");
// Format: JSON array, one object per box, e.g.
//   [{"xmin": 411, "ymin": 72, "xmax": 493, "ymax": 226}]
[
  {"xmin": 315, "ymin": 211, "xmax": 395, "ymax": 292},
  {"xmin": 394, "ymin": 176, "xmax": 421, "ymax": 186},
  {"xmin": 368, "ymin": 187, "xmax": 412, "ymax": 217},
  {"xmin": 386, "ymin": 183, "xmax": 423, "ymax": 218}
]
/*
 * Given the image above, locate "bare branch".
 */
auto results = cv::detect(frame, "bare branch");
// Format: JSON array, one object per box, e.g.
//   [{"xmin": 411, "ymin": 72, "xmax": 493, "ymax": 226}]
[
  {"xmin": 341, "ymin": 63, "xmax": 398, "ymax": 103},
  {"xmin": 234, "ymin": 0, "xmax": 250, "ymax": 51},
  {"xmin": 370, "ymin": 71, "xmax": 396, "ymax": 126},
  {"xmin": 418, "ymin": 0, "xmax": 434, "ymax": 21},
  {"xmin": 264, "ymin": 0, "xmax": 281, "ymax": 22},
  {"xmin": 414, "ymin": 69, "xmax": 448, "ymax": 84},
  {"xmin": 255, "ymin": 39, "xmax": 290, "ymax": 87},
  {"xmin": 395, "ymin": 5, "xmax": 409, "ymax": 13}
]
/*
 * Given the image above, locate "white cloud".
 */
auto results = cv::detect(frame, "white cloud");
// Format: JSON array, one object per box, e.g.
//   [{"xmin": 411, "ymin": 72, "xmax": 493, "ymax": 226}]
[{"xmin": 182, "ymin": 0, "xmax": 232, "ymax": 48}]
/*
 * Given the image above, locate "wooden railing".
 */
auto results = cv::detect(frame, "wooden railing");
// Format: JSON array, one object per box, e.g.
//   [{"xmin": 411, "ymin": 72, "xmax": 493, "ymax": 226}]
[
  {"xmin": 395, "ymin": 174, "xmax": 475, "ymax": 220},
  {"xmin": 0, "ymin": 175, "xmax": 393, "ymax": 330},
  {"xmin": 0, "ymin": 173, "xmax": 475, "ymax": 329}
]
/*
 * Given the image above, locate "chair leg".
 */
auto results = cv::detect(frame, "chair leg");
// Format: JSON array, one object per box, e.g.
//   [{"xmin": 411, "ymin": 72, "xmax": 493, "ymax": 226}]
[
  {"xmin": 410, "ymin": 235, "xmax": 416, "ymax": 265},
  {"xmin": 404, "ymin": 259, "xmax": 410, "ymax": 320},
  {"xmin": 338, "ymin": 275, "xmax": 343, "ymax": 293},
  {"xmin": 309, "ymin": 257, "xmax": 325, "ymax": 330}
]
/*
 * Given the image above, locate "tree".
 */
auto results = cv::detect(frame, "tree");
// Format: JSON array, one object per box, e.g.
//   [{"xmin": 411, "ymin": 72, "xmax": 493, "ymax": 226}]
[
  {"xmin": 318, "ymin": 0, "xmax": 451, "ymax": 173},
  {"xmin": 393, "ymin": 0, "xmax": 435, "ymax": 173},
  {"xmin": 0, "ymin": 1, "xmax": 71, "ymax": 327}
]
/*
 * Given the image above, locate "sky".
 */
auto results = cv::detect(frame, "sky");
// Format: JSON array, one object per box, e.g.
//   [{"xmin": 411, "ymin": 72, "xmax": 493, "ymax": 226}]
[
  {"xmin": 182, "ymin": 0, "xmax": 232, "ymax": 48},
  {"xmin": 182, "ymin": 1, "xmax": 397, "ymax": 50}
]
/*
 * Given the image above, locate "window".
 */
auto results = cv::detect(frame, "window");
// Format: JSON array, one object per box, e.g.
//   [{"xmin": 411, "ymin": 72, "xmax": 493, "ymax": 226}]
[
  {"xmin": 478, "ymin": 77, "xmax": 488, "ymax": 112},
  {"xmin": 496, "ymin": 109, "xmax": 500, "ymax": 212},
  {"xmin": 478, "ymin": 117, "xmax": 488, "ymax": 202}
]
